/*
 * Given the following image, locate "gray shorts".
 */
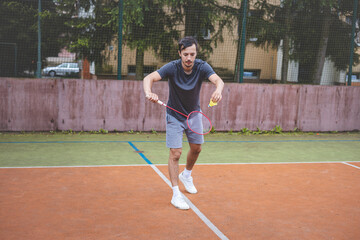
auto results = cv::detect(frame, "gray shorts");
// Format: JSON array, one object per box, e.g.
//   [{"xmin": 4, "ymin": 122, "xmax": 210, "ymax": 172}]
[{"xmin": 166, "ymin": 113, "xmax": 204, "ymax": 148}]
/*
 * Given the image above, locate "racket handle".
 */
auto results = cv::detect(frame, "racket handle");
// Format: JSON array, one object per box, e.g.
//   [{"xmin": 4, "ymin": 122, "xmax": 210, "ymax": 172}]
[{"xmin": 157, "ymin": 100, "xmax": 166, "ymax": 106}]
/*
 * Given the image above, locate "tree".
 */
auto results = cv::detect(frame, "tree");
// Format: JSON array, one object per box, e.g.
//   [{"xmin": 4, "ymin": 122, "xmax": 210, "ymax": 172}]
[
  {"xmin": 210, "ymin": 0, "xmax": 275, "ymax": 82},
  {"xmin": 57, "ymin": 0, "xmax": 181, "ymax": 80},
  {"xmin": 166, "ymin": 0, "xmax": 232, "ymax": 60},
  {"xmin": 54, "ymin": 0, "xmax": 234, "ymax": 80},
  {"xmin": 291, "ymin": 0, "xmax": 359, "ymax": 83},
  {"xmin": 56, "ymin": 0, "xmax": 117, "ymax": 67},
  {"xmin": 250, "ymin": 0, "xmax": 299, "ymax": 83},
  {"xmin": 122, "ymin": 0, "xmax": 179, "ymax": 80},
  {"xmin": 0, "ymin": 0, "xmax": 69, "ymax": 77},
  {"xmin": 253, "ymin": 0, "xmax": 360, "ymax": 84}
]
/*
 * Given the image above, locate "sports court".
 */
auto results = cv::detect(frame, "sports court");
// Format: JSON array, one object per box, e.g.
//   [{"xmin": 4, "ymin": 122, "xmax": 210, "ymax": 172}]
[{"xmin": 1, "ymin": 132, "xmax": 359, "ymax": 240}]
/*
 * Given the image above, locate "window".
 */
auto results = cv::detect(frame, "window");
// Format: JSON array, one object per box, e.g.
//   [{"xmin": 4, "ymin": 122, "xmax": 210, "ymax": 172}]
[
  {"xmin": 346, "ymin": 72, "xmax": 360, "ymax": 81},
  {"xmin": 356, "ymin": 32, "xmax": 360, "ymax": 46},
  {"xmin": 201, "ymin": 28, "xmax": 211, "ymax": 40},
  {"xmin": 345, "ymin": 17, "xmax": 359, "ymax": 27},
  {"xmin": 243, "ymin": 69, "xmax": 261, "ymax": 79},
  {"xmin": 58, "ymin": 63, "xmax": 68, "ymax": 68},
  {"xmin": 346, "ymin": 16, "xmax": 352, "ymax": 25}
]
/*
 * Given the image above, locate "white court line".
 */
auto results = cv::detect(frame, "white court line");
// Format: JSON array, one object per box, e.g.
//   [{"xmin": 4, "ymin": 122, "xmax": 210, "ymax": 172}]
[
  {"xmin": 1, "ymin": 161, "xmax": 360, "ymax": 169},
  {"xmin": 196, "ymin": 161, "xmax": 360, "ymax": 165},
  {"xmin": 342, "ymin": 162, "xmax": 360, "ymax": 170},
  {"xmin": 149, "ymin": 164, "xmax": 229, "ymax": 240}
]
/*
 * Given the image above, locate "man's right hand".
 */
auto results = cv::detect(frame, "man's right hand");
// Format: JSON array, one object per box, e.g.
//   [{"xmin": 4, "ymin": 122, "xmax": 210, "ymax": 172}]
[
  {"xmin": 145, "ymin": 92, "xmax": 159, "ymax": 103},
  {"xmin": 143, "ymin": 71, "xmax": 162, "ymax": 103}
]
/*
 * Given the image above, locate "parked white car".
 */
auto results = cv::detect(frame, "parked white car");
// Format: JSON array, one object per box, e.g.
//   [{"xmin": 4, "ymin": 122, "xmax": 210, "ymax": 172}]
[{"xmin": 42, "ymin": 63, "xmax": 79, "ymax": 77}]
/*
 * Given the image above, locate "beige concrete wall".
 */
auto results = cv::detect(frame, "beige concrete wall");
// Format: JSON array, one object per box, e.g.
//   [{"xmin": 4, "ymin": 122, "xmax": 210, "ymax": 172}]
[
  {"xmin": 1, "ymin": 78, "xmax": 359, "ymax": 132},
  {"xmin": 206, "ymin": 28, "xmax": 277, "ymax": 80},
  {"xmin": 103, "ymin": 43, "xmax": 163, "ymax": 76},
  {"xmin": 106, "ymin": 35, "xmax": 277, "ymax": 80}
]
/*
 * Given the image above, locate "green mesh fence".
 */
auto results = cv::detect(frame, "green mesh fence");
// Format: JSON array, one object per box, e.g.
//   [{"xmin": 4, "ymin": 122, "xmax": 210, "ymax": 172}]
[{"xmin": 1, "ymin": 0, "xmax": 359, "ymax": 85}]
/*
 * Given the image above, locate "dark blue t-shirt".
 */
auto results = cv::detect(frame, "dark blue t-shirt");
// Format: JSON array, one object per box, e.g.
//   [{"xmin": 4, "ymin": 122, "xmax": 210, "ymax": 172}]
[{"xmin": 157, "ymin": 59, "xmax": 215, "ymax": 121}]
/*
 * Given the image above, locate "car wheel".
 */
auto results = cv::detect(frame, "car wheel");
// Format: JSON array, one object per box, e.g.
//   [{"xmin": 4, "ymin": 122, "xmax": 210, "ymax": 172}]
[{"xmin": 49, "ymin": 71, "xmax": 56, "ymax": 77}]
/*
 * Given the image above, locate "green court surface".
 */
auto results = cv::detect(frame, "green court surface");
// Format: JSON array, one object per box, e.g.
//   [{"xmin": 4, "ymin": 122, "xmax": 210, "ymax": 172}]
[{"xmin": 0, "ymin": 132, "xmax": 359, "ymax": 167}]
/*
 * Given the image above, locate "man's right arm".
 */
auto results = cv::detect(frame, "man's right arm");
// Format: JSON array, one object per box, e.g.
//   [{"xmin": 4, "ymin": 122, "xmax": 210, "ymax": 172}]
[{"xmin": 143, "ymin": 71, "xmax": 162, "ymax": 103}]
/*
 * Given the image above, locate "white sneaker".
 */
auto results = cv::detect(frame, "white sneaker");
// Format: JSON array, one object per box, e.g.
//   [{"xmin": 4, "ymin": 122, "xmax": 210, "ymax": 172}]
[
  {"xmin": 171, "ymin": 195, "xmax": 190, "ymax": 210},
  {"xmin": 179, "ymin": 172, "xmax": 198, "ymax": 194}
]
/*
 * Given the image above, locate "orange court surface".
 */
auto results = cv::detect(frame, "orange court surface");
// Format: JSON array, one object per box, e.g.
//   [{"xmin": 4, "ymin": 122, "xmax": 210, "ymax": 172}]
[{"xmin": 1, "ymin": 162, "xmax": 360, "ymax": 240}]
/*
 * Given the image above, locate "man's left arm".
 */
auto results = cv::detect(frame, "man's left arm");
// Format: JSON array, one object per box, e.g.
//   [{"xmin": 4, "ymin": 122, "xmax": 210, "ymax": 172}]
[{"xmin": 208, "ymin": 73, "xmax": 224, "ymax": 103}]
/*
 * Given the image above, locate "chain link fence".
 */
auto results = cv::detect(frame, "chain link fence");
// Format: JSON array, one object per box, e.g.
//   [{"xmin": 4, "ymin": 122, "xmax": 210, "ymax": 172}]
[{"xmin": 1, "ymin": 0, "xmax": 360, "ymax": 85}]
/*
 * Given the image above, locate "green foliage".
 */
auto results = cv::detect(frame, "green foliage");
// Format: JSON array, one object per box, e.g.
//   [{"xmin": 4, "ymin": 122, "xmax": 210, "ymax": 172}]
[
  {"xmin": 151, "ymin": 128, "xmax": 157, "ymax": 134},
  {"xmin": 2, "ymin": 0, "xmax": 356, "ymax": 83},
  {"xmin": 210, "ymin": 126, "xmax": 216, "ymax": 134},
  {"xmin": 252, "ymin": 0, "xmax": 359, "ymax": 84},
  {"xmin": 121, "ymin": 0, "xmax": 180, "ymax": 79},
  {"xmin": 62, "ymin": 129, "xmax": 73, "ymax": 134},
  {"xmin": 166, "ymin": 0, "xmax": 235, "ymax": 60},
  {"xmin": 271, "ymin": 125, "xmax": 283, "ymax": 134},
  {"xmin": 0, "ymin": 0, "xmax": 70, "ymax": 76},
  {"xmin": 99, "ymin": 129, "xmax": 108, "ymax": 134},
  {"xmin": 252, "ymin": 127, "xmax": 263, "ymax": 135},
  {"xmin": 56, "ymin": 0, "xmax": 117, "ymax": 64},
  {"xmin": 240, "ymin": 127, "xmax": 250, "ymax": 134}
]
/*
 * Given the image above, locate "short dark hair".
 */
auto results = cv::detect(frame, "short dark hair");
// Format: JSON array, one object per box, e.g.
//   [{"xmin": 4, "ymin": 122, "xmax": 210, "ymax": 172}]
[{"xmin": 178, "ymin": 36, "xmax": 199, "ymax": 52}]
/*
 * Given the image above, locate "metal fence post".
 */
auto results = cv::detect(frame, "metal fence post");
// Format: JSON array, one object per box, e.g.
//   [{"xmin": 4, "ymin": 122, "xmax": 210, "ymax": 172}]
[
  {"xmin": 117, "ymin": 0, "xmax": 124, "ymax": 80},
  {"xmin": 36, "ymin": 0, "xmax": 42, "ymax": 78},
  {"xmin": 239, "ymin": 0, "xmax": 248, "ymax": 83}
]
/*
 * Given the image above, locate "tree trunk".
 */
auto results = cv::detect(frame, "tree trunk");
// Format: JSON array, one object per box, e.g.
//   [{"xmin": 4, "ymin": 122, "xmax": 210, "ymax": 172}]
[
  {"xmin": 234, "ymin": 16, "xmax": 243, "ymax": 82},
  {"xmin": 135, "ymin": 48, "xmax": 144, "ymax": 80},
  {"xmin": 281, "ymin": 2, "xmax": 291, "ymax": 84},
  {"xmin": 313, "ymin": 7, "xmax": 331, "ymax": 85}
]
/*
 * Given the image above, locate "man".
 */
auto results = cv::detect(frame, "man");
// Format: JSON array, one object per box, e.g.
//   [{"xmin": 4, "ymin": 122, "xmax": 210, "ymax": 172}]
[{"xmin": 143, "ymin": 36, "xmax": 224, "ymax": 210}]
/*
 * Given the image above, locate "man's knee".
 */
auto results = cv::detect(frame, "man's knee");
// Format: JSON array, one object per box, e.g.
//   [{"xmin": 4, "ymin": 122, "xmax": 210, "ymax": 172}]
[{"xmin": 170, "ymin": 148, "xmax": 182, "ymax": 161}]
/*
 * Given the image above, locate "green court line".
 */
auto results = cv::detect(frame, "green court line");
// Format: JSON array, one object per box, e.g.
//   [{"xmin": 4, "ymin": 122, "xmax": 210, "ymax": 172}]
[{"xmin": 0, "ymin": 139, "xmax": 359, "ymax": 144}]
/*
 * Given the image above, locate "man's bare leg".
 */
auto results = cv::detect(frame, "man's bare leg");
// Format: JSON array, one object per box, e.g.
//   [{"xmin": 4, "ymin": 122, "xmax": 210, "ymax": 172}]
[
  {"xmin": 168, "ymin": 148, "xmax": 182, "ymax": 187},
  {"xmin": 178, "ymin": 143, "xmax": 201, "ymax": 194},
  {"xmin": 168, "ymin": 148, "xmax": 189, "ymax": 210},
  {"xmin": 186, "ymin": 143, "xmax": 202, "ymax": 170}
]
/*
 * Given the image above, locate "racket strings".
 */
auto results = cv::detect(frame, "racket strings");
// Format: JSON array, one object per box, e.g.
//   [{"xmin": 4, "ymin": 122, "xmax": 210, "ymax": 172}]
[{"xmin": 187, "ymin": 111, "xmax": 212, "ymax": 135}]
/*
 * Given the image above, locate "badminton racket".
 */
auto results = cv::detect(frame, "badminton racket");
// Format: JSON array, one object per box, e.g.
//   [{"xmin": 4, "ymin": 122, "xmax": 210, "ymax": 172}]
[{"xmin": 157, "ymin": 100, "xmax": 212, "ymax": 135}]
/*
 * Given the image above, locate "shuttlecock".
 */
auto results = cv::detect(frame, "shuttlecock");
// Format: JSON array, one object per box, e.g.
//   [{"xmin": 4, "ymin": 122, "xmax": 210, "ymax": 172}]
[{"xmin": 208, "ymin": 100, "xmax": 217, "ymax": 107}]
